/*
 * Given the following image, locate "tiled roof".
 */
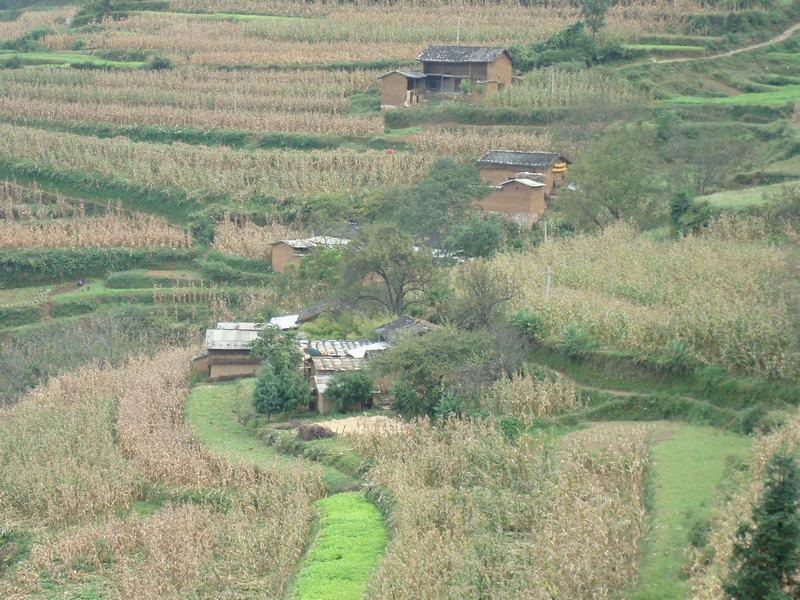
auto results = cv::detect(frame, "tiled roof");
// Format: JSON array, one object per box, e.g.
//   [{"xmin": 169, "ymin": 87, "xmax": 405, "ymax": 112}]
[
  {"xmin": 417, "ymin": 45, "xmax": 508, "ymax": 64},
  {"xmin": 477, "ymin": 150, "xmax": 570, "ymax": 170},
  {"xmin": 311, "ymin": 356, "xmax": 364, "ymax": 372},
  {"xmin": 299, "ymin": 339, "xmax": 375, "ymax": 357}
]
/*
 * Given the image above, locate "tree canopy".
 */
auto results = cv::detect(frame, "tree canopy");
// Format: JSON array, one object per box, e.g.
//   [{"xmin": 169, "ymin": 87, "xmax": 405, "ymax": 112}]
[{"xmin": 340, "ymin": 224, "xmax": 436, "ymax": 315}]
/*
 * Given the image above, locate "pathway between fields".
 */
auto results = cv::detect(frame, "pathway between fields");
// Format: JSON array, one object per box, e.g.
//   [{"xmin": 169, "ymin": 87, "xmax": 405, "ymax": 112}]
[
  {"xmin": 630, "ymin": 425, "xmax": 750, "ymax": 599},
  {"xmin": 653, "ymin": 21, "xmax": 800, "ymax": 64},
  {"xmin": 185, "ymin": 383, "xmax": 388, "ymax": 600}
]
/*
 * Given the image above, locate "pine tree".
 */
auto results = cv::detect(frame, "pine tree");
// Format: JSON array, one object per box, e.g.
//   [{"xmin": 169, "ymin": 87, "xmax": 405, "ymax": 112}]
[{"xmin": 724, "ymin": 450, "xmax": 800, "ymax": 600}]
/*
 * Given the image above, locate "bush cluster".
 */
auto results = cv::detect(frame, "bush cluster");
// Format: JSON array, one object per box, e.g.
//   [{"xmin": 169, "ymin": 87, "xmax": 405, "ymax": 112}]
[{"xmin": 0, "ymin": 248, "xmax": 199, "ymax": 286}]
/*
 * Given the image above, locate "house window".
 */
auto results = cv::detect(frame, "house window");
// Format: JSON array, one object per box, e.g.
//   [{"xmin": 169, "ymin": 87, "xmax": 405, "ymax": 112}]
[{"xmin": 427, "ymin": 76, "xmax": 441, "ymax": 91}]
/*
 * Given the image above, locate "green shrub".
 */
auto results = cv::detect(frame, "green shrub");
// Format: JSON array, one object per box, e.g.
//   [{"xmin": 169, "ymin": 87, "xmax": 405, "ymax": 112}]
[
  {"xmin": 559, "ymin": 325, "xmax": 600, "ymax": 358},
  {"xmin": 433, "ymin": 388, "xmax": 465, "ymax": 419},
  {"xmin": 511, "ymin": 310, "xmax": 546, "ymax": 343},
  {"xmin": 0, "ymin": 248, "xmax": 199, "ymax": 286},
  {"xmin": 652, "ymin": 338, "xmax": 695, "ymax": 374},
  {"xmin": 105, "ymin": 270, "xmax": 194, "ymax": 289},
  {"xmin": 0, "ymin": 25, "xmax": 51, "ymax": 51},
  {"xmin": 0, "ymin": 305, "xmax": 40, "ymax": 328},
  {"xmin": 51, "ymin": 300, "xmax": 96, "ymax": 319},
  {"xmin": 325, "ymin": 371, "xmax": 374, "ymax": 413},
  {"xmin": 145, "ymin": 54, "xmax": 172, "ymax": 71}
]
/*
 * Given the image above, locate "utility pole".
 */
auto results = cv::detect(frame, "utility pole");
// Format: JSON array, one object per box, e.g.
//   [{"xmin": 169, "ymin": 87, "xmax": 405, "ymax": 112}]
[
  {"xmin": 543, "ymin": 219, "xmax": 548, "ymax": 244},
  {"xmin": 545, "ymin": 266, "xmax": 552, "ymax": 302},
  {"xmin": 456, "ymin": 18, "xmax": 460, "ymax": 44}
]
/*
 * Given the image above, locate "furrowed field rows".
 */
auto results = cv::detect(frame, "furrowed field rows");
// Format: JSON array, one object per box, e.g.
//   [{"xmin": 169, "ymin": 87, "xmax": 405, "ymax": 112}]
[
  {"xmin": 0, "ymin": 7, "xmax": 74, "ymax": 42},
  {"xmin": 39, "ymin": 2, "xmax": 694, "ymax": 64},
  {"xmin": 0, "ymin": 123, "xmax": 429, "ymax": 200},
  {"xmin": 487, "ymin": 68, "xmax": 652, "ymax": 108},
  {"xmin": 0, "ymin": 68, "xmax": 384, "ymax": 135},
  {"xmin": 494, "ymin": 222, "xmax": 800, "ymax": 380},
  {"xmin": 166, "ymin": 0, "xmax": 698, "ymax": 39}
]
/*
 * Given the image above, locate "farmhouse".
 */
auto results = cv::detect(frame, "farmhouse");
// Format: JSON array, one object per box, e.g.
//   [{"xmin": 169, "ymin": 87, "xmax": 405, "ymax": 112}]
[
  {"xmin": 197, "ymin": 322, "xmax": 264, "ymax": 381},
  {"xmin": 476, "ymin": 150, "xmax": 570, "ymax": 196},
  {"xmin": 270, "ymin": 236, "xmax": 349, "ymax": 274},
  {"xmin": 478, "ymin": 174, "xmax": 547, "ymax": 224},
  {"xmin": 379, "ymin": 45, "xmax": 512, "ymax": 108}
]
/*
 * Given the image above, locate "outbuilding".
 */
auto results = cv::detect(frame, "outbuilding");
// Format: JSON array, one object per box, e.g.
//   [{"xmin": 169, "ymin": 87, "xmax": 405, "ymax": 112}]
[
  {"xmin": 270, "ymin": 236, "xmax": 349, "ymax": 274},
  {"xmin": 476, "ymin": 150, "xmax": 571, "ymax": 196},
  {"xmin": 478, "ymin": 175, "xmax": 547, "ymax": 223}
]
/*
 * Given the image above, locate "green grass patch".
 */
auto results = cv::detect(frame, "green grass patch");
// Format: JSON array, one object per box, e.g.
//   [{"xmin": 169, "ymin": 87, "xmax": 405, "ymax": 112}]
[
  {"xmin": 530, "ymin": 346, "xmax": 800, "ymax": 415},
  {"xmin": 661, "ymin": 84, "xmax": 800, "ymax": 106},
  {"xmin": 632, "ymin": 425, "xmax": 750, "ymax": 599},
  {"xmin": 185, "ymin": 380, "xmax": 302, "ymax": 470},
  {"xmin": 697, "ymin": 180, "xmax": 797, "ymax": 208},
  {"xmin": 185, "ymin": 380, "xmax": 360, "ymax": 493},
  {"xmin": 291, "ymin": 492, "xmax": 387, "ymax": 600},
  {"xmin": 0, "ymin": 49, "xmax": 145, "ymax": 69}
]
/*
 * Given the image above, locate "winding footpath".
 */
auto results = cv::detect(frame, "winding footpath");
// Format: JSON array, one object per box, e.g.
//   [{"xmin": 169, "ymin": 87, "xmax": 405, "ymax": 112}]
[
  {"xmin": 184, "ymin": 382, "xmax": 388, "ymax": 600},
  {"xmin": 653, "ymin": 21, "xmax": 800, "ymax": 64}
]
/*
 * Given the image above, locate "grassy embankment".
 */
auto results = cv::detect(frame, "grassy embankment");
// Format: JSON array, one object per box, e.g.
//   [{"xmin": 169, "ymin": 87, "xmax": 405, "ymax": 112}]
[
  {"xmin": 632, "ymin": 425, "xmax": 750, "ymax": 599},
  {"xmin": 291, "ymin": 492, "xmax": 387, "ymax": 600},
  {"xmin": 185, "ymin": 380, "xmax": 388, "ymax": 599}
]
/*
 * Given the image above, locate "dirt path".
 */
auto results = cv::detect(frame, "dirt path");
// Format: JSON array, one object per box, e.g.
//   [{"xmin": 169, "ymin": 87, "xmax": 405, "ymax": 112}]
[{"xmin": 653, "ymin": 21, "xmax": 800, "ymax": 64}]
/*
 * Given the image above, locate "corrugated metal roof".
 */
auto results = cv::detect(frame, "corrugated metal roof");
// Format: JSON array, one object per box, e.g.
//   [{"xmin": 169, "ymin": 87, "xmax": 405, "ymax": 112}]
[
  {"xmin": 477, "ymin": 150, "xmax": 570, "ymax": 170},
  {"xmin": 205, "ymin": 328, "xmax": 261, "ymax": 350},
  {"xmin": 215, "ymin": 322, "xmax": 263, "ymax": 331},
  {"xmin": 379, "ymin": 70, "xmax": 426, "ymax": 79},
  {"xmin": 417, "ymin": 46, "xmax": 507, "ymax": 64},
  {"xmin": 346, "ymin": 341, "xmax": 390, "ymax": 359},
  {"xmin": 269, "ymin": 315, "xmax": 299, "ymax": 329},
  {"xmin": 499, "ymin": 178, "xmax": 546, "ymax": 188},
  {"xmin": 277, "ymin": 236, "xmax": 350, "ymax": 250}
]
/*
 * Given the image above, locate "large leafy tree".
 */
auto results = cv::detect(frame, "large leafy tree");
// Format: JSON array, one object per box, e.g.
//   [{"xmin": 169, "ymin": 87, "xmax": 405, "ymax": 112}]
[
  {"xmin": 555, "ymin": 126, "xmax": 663, "ymax": 230},
  {"xmin": 724, "ymin": 450, "xmax": 800, "ymax": 600},
  {"xmin": 368, "ymin": 158, "xmax": 490, "ymax": 238},
  {"xmin": 341, "ymin": 224, "xmax": 436, "ymax": 315}
]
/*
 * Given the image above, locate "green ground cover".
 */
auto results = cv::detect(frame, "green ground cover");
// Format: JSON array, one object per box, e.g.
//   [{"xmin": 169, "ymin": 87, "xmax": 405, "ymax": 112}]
[
  {"xmin": 0, "ymin": 49, "xmax": 145, "ymax": 68},
  {"xmin": 631, "ymin": 425, "xmax": 750, "ymax": 599},
  {"xmin": 0, "ymin": 284, "xmax": 48, "ymax": 307},
  {"xmin": 698, "ymin": 180, "xmax": 797, "ymax": 208},
  {"xmin": 185, "ymin": 380, "xmax": 301, "ymax": 469},
  {"xmin": 185, "ymin": 380, "xmax": 360, "ymax": 492},
  {"xmin": 661, "ymin": 84, "xmax": 800, "ymax": 105},
  {"xmin": 291, "ymin": 492, "xmax": 388, "ymax": 600}
]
